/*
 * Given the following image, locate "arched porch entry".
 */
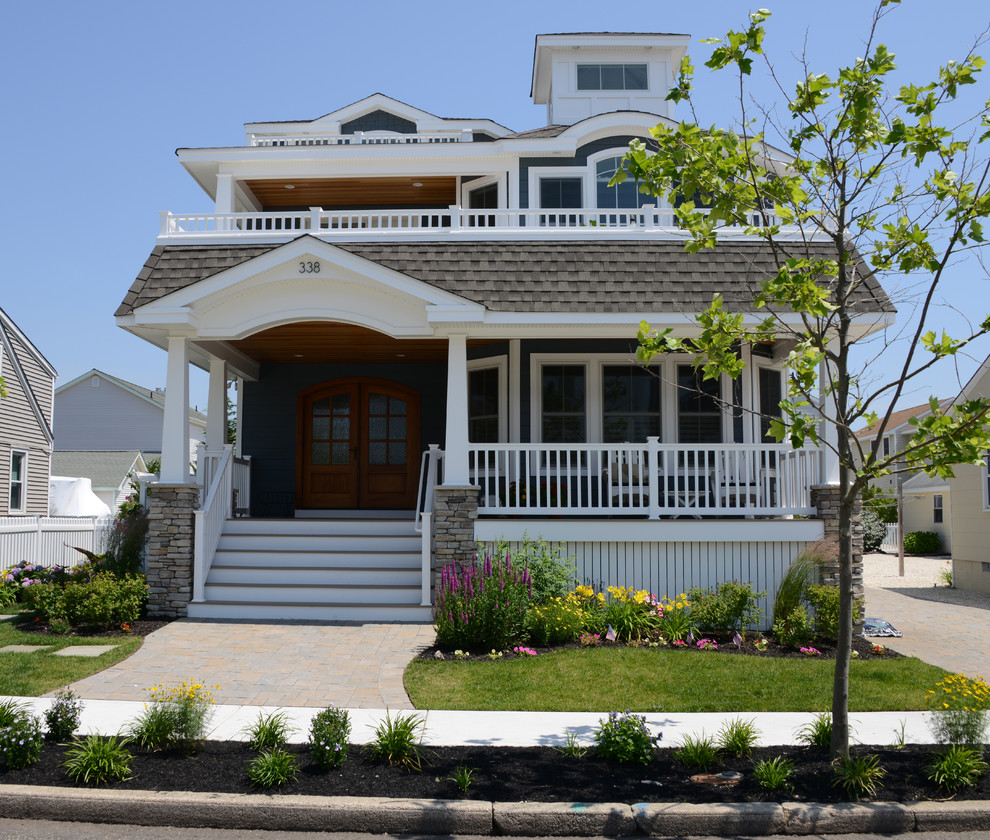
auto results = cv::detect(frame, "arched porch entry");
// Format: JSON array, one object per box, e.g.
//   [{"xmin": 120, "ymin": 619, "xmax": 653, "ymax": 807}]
[{"xmin": 296, "ymin": 377, "xmax": 421, "ymax": 510}]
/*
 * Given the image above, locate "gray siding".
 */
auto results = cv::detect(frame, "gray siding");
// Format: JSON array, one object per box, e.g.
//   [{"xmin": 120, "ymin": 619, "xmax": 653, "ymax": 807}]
[
  {"xmin": 54, "ymin": 376, "xmax": 166, "ymax": 451},
  {"xmin": 341, "ymin": 110, "xmax": 416, "ymax": 134},
  {"xmin": 519, "ymin": 136, "xmax": 643, "ymax": 207}
]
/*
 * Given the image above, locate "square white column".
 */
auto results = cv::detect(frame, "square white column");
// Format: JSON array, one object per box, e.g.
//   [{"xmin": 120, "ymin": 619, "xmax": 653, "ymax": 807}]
[
  {"xmin": 443, "ymin": 334, "xmax": 470, "ymax": 485},
  {"xmin": 205, "ymin": 357, "xmax": 228, "ymax": 451},
  {"xmin": 161, "ymin": 336, "xmax": 191, "ymax": 484}
]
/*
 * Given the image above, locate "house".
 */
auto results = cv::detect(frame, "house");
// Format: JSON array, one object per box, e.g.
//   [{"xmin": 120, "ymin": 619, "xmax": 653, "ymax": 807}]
[
  {"xmin": 114, "ymin": 33, "xmax": 894, "ymax": 623},
  {"xmin": 948, "ymin": 354, "xmax": 990, "ymax": 593},
  {"xmin": 854, "ymin": 400, "xmax": 953, "ymax": 553},
  {"xmin": 0, "ymin": 307, "xmax": 57, "ymax": 517},
  {"xmin": 51, "ymin": 450, "xmax": 148, "ymax": 514},
  {"xmin": 54, "ymin": 369, "xmax": 206, "ymax": 464}
]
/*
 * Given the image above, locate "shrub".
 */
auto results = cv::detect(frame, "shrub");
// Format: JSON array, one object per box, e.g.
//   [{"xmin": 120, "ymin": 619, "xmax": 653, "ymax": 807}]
[
  {"xmin": 526, "ymin": 596, "xmax": 584, "ymax": 646},
  {"xmin": 926, "ymin": 745, "xmax": 989, "ymax": 793},
  {"xmin": 688, "ymin": 580, "xmax": 765, "ymax": 637},
  {"xmin": 716, "ymin": 717, "xmax": 761, "ymax": 757},
  {"xmin": 366, "ymin": 711, "xmax": 425, "ymax": 771},
  {"xmin": 927, "ymin": 674, "xmax": 990, "ymax": 746},
  {"xmin": 600, "ymin": 586, "xmax": 662, "ymax": 642},
  {"xmin": 674, "ymin": 732, "xmax": 722, "ymax": 771},
  {"xmin": 63, "ymin": 735, "xmax": 133, "ymax": 785},
  {"xmin": 247, "ymin": 748, "xmax": 299, "ymax": 789},
  {"xmin": 0, "ymin": 712, "xmax": 44, "ymax": 769},
  {"xmin": 0, "ymin": 579, "xmax": 16, "ymax": 608},
  {"xmin": 102, "ymin": 503, "xmax": 150, "ymax": 576},
  {"xmin": 806, "ymin": 584, "xmax": 863, "ymax": 639},
  {"xmin": 128, "ymin": 680, "xmax": 216, "ymax": 753},
  {"xmin": 904, "ymin": 531, "xmax": 942, "ymax": 554},
  {"xmin": 45, "ymin": 689, "xmax": 84, "ymax": 741},
  {"xmin": 26, "ymin": 572, "xmax": 148, "ymax": 629},
  {"xmin": 309, "ymin": 707, "xmax": 350, "ymax": 769},
  {"xmin": 772, "ymin": 538, "xmax": 834, "ymax": 626},
  {"xmin": 832, "ymin": 753, "xmax": 885, "ymax": 799},
  {"xmin": 795, "ymin": 713, "xmax": 832, "ymax": 751},
  {"xmin": 861, "ymin": 509, "xmax": 887, "ymax": 552},
  {"xmin": 433, "ymin": 553, "xmax": 532, "ymax": 651},
  {"xmin": 655, "ymin": 592, "xmax": 695, "ymax": 642},
  {"xmin": 487, "ymin": 537, "xmax": 577, "ymax": 602},
  {"xmin": 593, "ymin": 711, "xmax": 661, "ymax": 765},
  {"xmin": 244, "ymin": 710, "xmax": 293, "ymax": 751},
  {"xmin": 773, "ymin": 605, "xmax": 813, "ymax": 648},
  {"xmin": 753, "ymin": 755, "xmax": 795, "ymax": 792}
]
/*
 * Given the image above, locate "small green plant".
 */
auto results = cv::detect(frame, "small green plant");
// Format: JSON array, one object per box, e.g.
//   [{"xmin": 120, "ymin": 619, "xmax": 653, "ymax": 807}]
[
  {"xmin": 716, "ymin": 717, "xmax": 761, "ymax": 757},
  {"xmin": 487, "ymin": 536, "xmax": 577, "ymax": 603},
  {"xmin": 244, "ymin": 709, "xmax": 293, "ymax": 751},
  {"xmin": 806, "ymin": 584, "xmax": 862, "ymax": 639},
  {"xmin": 925, "ymin": 745, "xmax": 989, "ymax": 793},
  {"xmin": 773, "ymin": 605, "xmax": 813, "ymax": 648},
  {"xmin": 63, "ymin": 735, "xmax": 134, "ymax": 785},
  {"xmin": 0, "ymin": 698, "xmax": 27, "ymax": 728},
  {"xmin": 752, "ymin": 755, "xmax": 796, "ymax": 792},
  {"xmin": 446, "ymin": 764, "xmax": 476, "ymax": 793},
  {"xmin": 593, "ymin": 710, "xmax": 661, "ymax": 765},
  {"xmin": 832, "ymin": 753, "xmax": 886, "ymax": 800},
  {"xmin": 675, "ymin": 732, "xmax": 722, "ymax": 771},
  {"xmin": 861, "ymin": 509, "xmax": 887, "ymax": 552},
  {"xmin": 128, "ymin": 680, "xmax": 216, "ymax": 753},
  {"xmin": 557, "ymin": 728, "xmax": 588, "ymax": 758},
  {"xmin": 796, "ymin": 713, "xmax": 833, "ymax": 751},
  {"xmin": 366, "ymin": 711, "xmax": 425, "ymax": 771},
  {"xmin": 247, "ymin": 747, "xmax": 299, "ymax": 789},
  {"xmin": 927, "ymin": 674, "xmax": 990, "ymax": 746},
  {"xmin": 772, "ymin": 539, "xmax": 830, "ymax": 626},
  {"xmin": 45, "ymin": 688, "xmax": 85, "ymax": 741},
  {"xmin": 938, "ymin": 563, "xmax": 953, "ymax": 588},
  {"xmin": 890, "ymin": 719, "xmax": 908, "ymax": 749},
  {"xmin": 688, "ymin": 580, "xmax": 765, "ymax": 636},
  {"xmin": 526, "ymin": 596, "xmax": 585, "ymax": 645},
  {"xmin": 903, "ymin": 531, "xmax": 941, "ymax": 554},
  {"xmin": 309, "ymin": 707, "xmax": 350, "ymax": 769},
  {"xmin": 0, "ymin": 712, "xmax": 45, "ymax": 769}
]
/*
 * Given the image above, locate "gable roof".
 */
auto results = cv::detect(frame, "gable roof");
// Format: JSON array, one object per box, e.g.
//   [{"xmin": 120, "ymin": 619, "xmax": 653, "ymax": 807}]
[
  {"xmin": 51, "ymin": 450, "xmax": 145, "ymax": 490},
  {"xmin": 117, "ymin": 239, "xmax": 894, "ymax": 319},
  {"xmin": 0, "ymin": 306, "xmax": 56, "ymax": 445},
  {"xmin": 854, "ymin": 398, "xmax": 953, "ymax": 440},
  {"xmin": 56, "ymin": 368, "xmax": 207, "ymax": 426}
]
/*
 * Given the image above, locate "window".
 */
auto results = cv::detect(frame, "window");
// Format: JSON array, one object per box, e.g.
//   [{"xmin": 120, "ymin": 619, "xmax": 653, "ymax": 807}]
[
  {"xmin": 9, "ymin": 450, "xmax": 26, "ymax": 513},
  {"xmin": 602, "ymin": 365, "xmax": 660, "ymax": 442},
  {"xmin": 595, "ymin": 157, "xmax": 651, "ymax": 209},
  {"xmin": 933, "ymin": 494, "xmax": 943, "ymax": 524},
  {"xmin": 541, "ymin": 365, "xmax": 586, "ymax": 443},
  {"xmin": 539, "ymin": 178, "xmax": 583, "ymax": 209},
  {"xmin": 883, "ymin": 437, "xmax": 890, "ymax": 457},
  {"xmin": 468, "ymin": 367, "xmax": 500, "ymax": 443},
  {"xmin": 577, "ymin": 63, "xmax": 648, "ymax": 91},
  {"xmin": 758, "ymin": 367, "xmax": 784, "ymax": 443},
  {"xmin": 677, "ymin": 365, "xmax": 722, "ymax": 443}
]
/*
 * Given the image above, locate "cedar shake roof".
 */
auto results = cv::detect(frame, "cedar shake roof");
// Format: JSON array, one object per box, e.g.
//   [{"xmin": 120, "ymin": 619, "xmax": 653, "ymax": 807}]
[{"xmin": 116, "ymin": 239, "xmax": 894, "ymax": 318}]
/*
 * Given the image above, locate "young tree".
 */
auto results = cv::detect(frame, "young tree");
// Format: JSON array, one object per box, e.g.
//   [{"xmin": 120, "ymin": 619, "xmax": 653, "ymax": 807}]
[{"xmin": 619, "ymin": 3, "xmax": 990, "ymax": 757}]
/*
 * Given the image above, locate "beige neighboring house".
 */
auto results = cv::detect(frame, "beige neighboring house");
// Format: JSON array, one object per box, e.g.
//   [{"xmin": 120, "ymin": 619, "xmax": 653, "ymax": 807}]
[
  {"xmin": 51, "ymin": 450, "xmax": 148, "ymax": 514},
  {"xmin": 855, "ymin": 399, "xmax": 953, "ymax": 553},
  {"xmin": 948, "ymin": 355, "xmax": 990, "ymax": 593}
]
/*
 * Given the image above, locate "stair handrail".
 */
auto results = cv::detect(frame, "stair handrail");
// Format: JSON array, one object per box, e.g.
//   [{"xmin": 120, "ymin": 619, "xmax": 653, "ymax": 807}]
[
  {"xmin": 414, "ymin": 445, "xmax": 444, "ymax": 534},
  {"xmin": 193, "ymin": 445, "xmax": 234, "ymax": 603}
]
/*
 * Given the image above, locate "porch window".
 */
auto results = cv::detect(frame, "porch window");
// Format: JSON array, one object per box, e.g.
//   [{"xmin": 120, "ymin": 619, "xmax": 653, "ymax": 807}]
[
  {"xmin": 468, "ymin": 367, "xmax": 500, "ymax": 443},
  {"xmin": 577, "ymin": 63, "xmax": 648, "ymax": 91},
  {"xmin": 758, "ymin": 367, "xmax": 784, "ymax": 443},
  {"xmin": 677, "ymin": 365, "xmax": 722, "ymax": 443},
  {"xmin": 541, "ymin": 365, "xmax": 586, "ymax": 443},
  {"xmin": 933, "ymin": 493, "xmax": 943, "ymax": 524},
  {"xmin": 602, "ymin": 365, "xmax": 660, "ymax": 442},
  {"xmin": 9, "ymin": 450, "xmax": 25, "ymax": 513}
]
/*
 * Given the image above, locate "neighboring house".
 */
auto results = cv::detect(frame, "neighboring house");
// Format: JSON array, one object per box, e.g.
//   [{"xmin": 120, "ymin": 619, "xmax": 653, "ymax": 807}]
[
  {"xmin": 0, "ymin": 307, "xmax": 56, "ymax": 516},
  {"xmin": 948, "ymin": 355, "xmax": 990, "ymax": 593},
  {"xmin": 114, "ymin": 32, "xmax": 895, "ymax": 622},
  {"xmin": 54, "ymin": 369, "xmax": 206, "ymax": 465},
  {"xmin": 51, "ymin": 450, "xmax": 147, "ymax": 513},
  {"xmin": 854, "ymin": 400, "xmax": 953, "ymax": 553}
]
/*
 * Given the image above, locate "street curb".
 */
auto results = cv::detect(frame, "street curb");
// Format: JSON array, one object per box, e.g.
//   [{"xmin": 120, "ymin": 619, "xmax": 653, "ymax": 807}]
[{"xmin": 0, "ymin": 786, "xmax": 988, "ymax": 834}]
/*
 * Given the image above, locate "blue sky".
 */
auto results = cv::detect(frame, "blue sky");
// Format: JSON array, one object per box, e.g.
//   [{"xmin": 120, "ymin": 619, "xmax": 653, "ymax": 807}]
[{"xmin": 1, "ymin": 0, "xmax": 987, "ymax": 414}]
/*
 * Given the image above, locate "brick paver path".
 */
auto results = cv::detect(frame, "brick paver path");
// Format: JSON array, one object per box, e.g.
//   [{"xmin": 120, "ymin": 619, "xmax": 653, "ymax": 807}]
[{"xmin": 66, "ymin": 620, "xmax": 435, "ymax": 708}]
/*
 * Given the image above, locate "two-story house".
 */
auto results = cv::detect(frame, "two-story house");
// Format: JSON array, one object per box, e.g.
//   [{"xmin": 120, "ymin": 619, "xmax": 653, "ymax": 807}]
[
  {"xmin": 115, "ymin": 33, "xmax": 894, "ymax": 622},
  {"xmin": 0, "ymin": 307, "xmax": 56, "ymax": 516}
]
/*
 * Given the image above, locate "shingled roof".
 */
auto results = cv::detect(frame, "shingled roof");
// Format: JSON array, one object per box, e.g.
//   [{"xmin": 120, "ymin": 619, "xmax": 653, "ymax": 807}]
[{"xmin": 116, "ymin": 239, "xmax": 894, "ymax": 318}]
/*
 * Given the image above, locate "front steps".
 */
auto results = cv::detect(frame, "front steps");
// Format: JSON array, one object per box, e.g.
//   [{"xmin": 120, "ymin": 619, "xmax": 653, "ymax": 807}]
[{"xmin": 186, "ymin": 517, "xmax": 433, "ymax": 622}]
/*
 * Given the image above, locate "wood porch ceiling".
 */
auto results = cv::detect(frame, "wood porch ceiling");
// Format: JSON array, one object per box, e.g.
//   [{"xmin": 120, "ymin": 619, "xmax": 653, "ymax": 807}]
[
  {"xmin": 225, "ymin": 322, "xmax": 496, "ymax": 364},
  {"xmin": 244, "ymin": 177, "xmax": 456, "ymax": 209}
]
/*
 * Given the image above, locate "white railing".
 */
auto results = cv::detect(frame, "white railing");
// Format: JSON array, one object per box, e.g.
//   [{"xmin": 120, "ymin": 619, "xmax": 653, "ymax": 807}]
[
  {"xmin": 414, "ymin": 445, "xmax": 444, "ymax": 607},
  {"xmin": 249, "ymin": 130, "xmax": 471, "ymax": 147},
  {"xmin": 0, "ymin": 516, "xmax": 112, "ymax": 570},
  {"xmin": 469, "ymin": 440, "xmax": 819, "ymax": 518},
  {"xmin": 881, "ymin": 522, "xmax": 900, "ymax": 553},
  {"xmin": 233, "ymin": 456, "xmax": 251, "ymax": 516},
  {"xmin": 192, "ymin": 445, "xmax": 234, "ymax": 602},
  {"xmin": 158, "ymin": 206, "xmax": 786, "ymax": 241}
]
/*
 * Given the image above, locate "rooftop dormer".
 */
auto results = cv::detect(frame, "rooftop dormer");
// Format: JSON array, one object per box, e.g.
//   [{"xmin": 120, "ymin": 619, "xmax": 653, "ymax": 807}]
[{"xmin": 531, "ymin": 33, "xmax": 690, "ymax": 126}]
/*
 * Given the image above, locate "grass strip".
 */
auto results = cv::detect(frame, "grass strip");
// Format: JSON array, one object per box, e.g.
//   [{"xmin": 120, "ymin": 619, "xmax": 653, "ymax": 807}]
[{"xmin": 404, "ymin": 647, "xmax": 949, "ymax": 712}]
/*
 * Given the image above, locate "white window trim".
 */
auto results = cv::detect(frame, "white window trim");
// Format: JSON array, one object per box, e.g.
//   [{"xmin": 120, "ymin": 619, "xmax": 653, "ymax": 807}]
[
  {"xmin": 9, "ymin": 449, "xmax": 27, "ymax": 514},
  {"xmin": 585, "ymin": 148, "xmax": 664, "ymax": 210},
  {"xmin": 467, "ymin": 355, "xmax": 508, "ymax": 443},
  {"xmin": 576, "ymin": 62, "xmax": 650, "ymax": 93},
  {"xmin": 527, "ymin": 166, "xmax": 586, "ymax": 210},
  {"xmin": 460, "ymin": 174, "xmax": 506, "ymax": 209},
  {"xmin": 753, "ymin": 361, "xmax": 787, "ymax": 444}
]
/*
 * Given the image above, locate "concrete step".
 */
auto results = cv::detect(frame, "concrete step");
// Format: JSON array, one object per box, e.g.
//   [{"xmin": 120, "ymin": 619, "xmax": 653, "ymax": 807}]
[
  {"xmin": 223, "ymin": 518, "xmax": 418, "ymax": 537},
  {"xmin": 207, "ymin": 565, "xmax": 421, "ymax": 587},
  {"xmin": 217, "ymin": 534, "xmax": 421, "ymax": 552},
  {"xmin": 186, "ymin": 601, "xmax": 433, "ymax": 622},
  {"xmin": 203, "ymin": 581, "xmax": 422, "ymax": 605},
  {"xmin": 210, "ymin": 550, "xmax": 420, "ymax": 570}
]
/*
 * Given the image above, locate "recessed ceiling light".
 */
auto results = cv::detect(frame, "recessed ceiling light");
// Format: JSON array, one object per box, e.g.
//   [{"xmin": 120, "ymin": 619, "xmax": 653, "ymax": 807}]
[
  {"xmin": 412, "ymin": 182, "xmax": 423, "ymax": 187},
  {"xmin": 396, "ymin": 353, "xmax": 406, "ymax": 358},
  {"xmin": 284, "ymin": 184, "xmax": 296, "ymax": 189},
  {"xmin": 293, "ymin": 354, "xmax": 304, "ymax": 358}
]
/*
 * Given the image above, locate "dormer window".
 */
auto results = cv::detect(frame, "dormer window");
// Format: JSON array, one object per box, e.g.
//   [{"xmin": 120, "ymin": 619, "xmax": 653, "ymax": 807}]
[
  {"xmin": 577, "ymin": 63, "xmax": 648, "ymax": 91},
  {"xmin": 595, "ymin": 156, "xmax": 651, "ymax": 209}
]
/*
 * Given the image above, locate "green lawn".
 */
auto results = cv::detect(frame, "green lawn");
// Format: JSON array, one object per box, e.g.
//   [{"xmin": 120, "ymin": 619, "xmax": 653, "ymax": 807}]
[
  {"xmin": 405, "ymin": 647, "xmax": 948, "ymax": 712},
  {"xmin": 0, "ymin": 616, "xmax": 143, "ymax": 696}
]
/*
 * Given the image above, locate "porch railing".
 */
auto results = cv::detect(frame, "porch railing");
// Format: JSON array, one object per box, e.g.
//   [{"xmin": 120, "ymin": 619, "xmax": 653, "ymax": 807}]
[
  {"xmin": 469, "ymin": 440, "xmax": 820, "ymax": 518},
  {"xmin": 193, "ymin": 445, "xmax": 234, "ymax": 603},
  {"xmin": 414, "ymin": 445, "xmax": 444, "ymax": 607},
  {"xmin": 881, "ymin": 522, "xmax": 900, "ymax": 553},
  {"xmin": 249, "ymin": 130, "xmax": 472, "ymax": 146}
]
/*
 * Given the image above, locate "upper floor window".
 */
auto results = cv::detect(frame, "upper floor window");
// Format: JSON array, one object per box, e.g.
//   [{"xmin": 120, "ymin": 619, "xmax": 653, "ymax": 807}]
[
  {"xmin": 758, "ymin": 367, "xmax": 784, "ymax": 443},
  {"xmin": 933, "ymin": 493, "xmax": 943, "ymax": 524},
  {"xmin": 603, "ymin": 365, "xmax": 660, "ymax": 442},
  {"xmin": 677, "ymin": 365, "xmax": 722, "ymax": 444},
  {"xmin": 9, "ymin": 451, "xmax": 26, "ymax": 513},
  {"xmin": 595, "ymin": 157, "xmax": 651, "ymax": 209},
  {"xmin": 577, "ymin": 64, "xmax": 648, "ymax": 91},
  {"xmin": 882, "ymin": 436, "xmax": 890, "ymax": 457},
  {"xmin": 540, "ymin": 178, "xmax": 583, "ymax": 209}
]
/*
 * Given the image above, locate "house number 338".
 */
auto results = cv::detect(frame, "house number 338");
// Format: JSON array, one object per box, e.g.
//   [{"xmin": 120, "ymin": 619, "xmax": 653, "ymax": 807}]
[{"xmin": 299, "ymin": 261, "xmax": 321, "ymax": 274}]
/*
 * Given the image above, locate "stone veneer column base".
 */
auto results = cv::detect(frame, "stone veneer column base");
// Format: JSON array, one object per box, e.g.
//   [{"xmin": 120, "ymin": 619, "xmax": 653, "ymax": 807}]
[
  {"xmin": 432, "ymin": 485, "xmax": 480, "ymax": 588},
  {"xmin": 811, "ymin": 484, "xmax": 865, "ymax": 624},
  {"xmin": 145, "ymin": 483, "xmax": 199, "ymax": 618}
]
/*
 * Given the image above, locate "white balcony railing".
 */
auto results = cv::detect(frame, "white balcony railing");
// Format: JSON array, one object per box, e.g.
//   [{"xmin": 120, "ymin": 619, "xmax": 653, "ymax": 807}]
[
  {"xmin": 249, "ymin": 130, "xmax": 472, "ymax": 147},
  {"xmin": 469, "ymin": 440, "xmax": 820, "ymax": 518},
  {"xmin": 158, "ymin": 206, "xmax": 786, "ymax": 241}
]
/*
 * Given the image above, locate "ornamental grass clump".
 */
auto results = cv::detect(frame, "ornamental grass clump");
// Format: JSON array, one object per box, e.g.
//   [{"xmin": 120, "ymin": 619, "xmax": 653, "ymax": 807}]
[
  {"xmin": 926, "ymin": 674, "xmax": 990, "ymax": 746},
  {"xmin": 309, "ymin": 707, "xmax": 350, "ymax": 769},
  {"xmin": 925, "ymin": 744, "xmax": 989, "ymax": 793},
  {"xmin": 433, "ymin": 553, "xmax": 532, "ymax": 651},
  {"xmin": 129, "ymin": 680, "xmax": 216, "ymax": 753},
  {"xmin": 593, "ymin": 710, "xmax": 661, "ymax": 765},
  {"xmin": 244, "ymin": 709, "xmax": 294, "ymax": 751},
  {"xmin": 366, "ymin": 711, "xmax": 426, "ymax": 771},
  {"xmin": 63, "ymin": 735, "xmax": 133, "ymax": 785}
]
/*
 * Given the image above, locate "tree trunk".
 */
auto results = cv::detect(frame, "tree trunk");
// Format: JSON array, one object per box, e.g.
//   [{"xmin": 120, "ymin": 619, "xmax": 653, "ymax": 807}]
[{"xmin": 830, "ymin": 466, "xmax": 855, "ymax": 759}]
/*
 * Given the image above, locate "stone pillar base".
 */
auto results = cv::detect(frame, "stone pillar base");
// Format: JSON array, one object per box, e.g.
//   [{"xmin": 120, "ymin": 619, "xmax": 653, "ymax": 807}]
[
  {"xmin": 145, "ymin": 483, "xmax": 199, "ymax": 618},
  {"xmin": 811, "ymin": 484, "xmax": 864, "ymax": 628},
  {"xmin": 432, "ymin": 485, "xmax": 480, "ymax": 588}
]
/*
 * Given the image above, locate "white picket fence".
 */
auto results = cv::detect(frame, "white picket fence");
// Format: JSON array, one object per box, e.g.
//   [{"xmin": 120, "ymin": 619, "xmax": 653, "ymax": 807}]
[
  {"xmin": 0, "ymin": 516, "xmax": 112, "ymax": 570},
  {"xmin": 881, "ymin": 522, "xmax": 900, "ymax": 553}
]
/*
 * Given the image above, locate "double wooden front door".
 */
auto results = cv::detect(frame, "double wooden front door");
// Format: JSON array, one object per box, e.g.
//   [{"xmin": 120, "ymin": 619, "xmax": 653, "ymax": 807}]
[{"xmin": 297, "ymin": 379, "xmax": 421, "ymax": 509}]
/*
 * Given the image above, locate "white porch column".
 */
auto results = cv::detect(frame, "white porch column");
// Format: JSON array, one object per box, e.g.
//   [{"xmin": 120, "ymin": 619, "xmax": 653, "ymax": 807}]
[
  {"xmin": 161, "ymin": 336, "xmax": 191, "ymax": 484},
  {"xmin": 215, "ymin": 174, "xmax": 235, "ymax": 214},
  {"xmin": 443, "ymin": 333, "xmax": 470, "ymax": 485},
  {"xmin": 205, "ymin": 358, "xmax": 228, "ymax": 450},
  {"xmin": 819, "ymin": 359, "xmax": 841, "ymax": 485},
  {"xmin": 234, "ymin": 377, "xmax": 244, "ymax": 458}
]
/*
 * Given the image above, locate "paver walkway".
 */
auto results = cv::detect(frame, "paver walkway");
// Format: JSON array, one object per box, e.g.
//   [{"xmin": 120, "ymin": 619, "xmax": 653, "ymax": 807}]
[{"xmin": 66, "ymin": 619, "xmax": 435, "ymax": 708}]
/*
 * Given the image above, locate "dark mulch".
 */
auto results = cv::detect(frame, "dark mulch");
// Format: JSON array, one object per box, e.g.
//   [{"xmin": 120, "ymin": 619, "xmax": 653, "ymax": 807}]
[
  {"xmin": 2, "ymin": 740, "xmax": 988, "ymax": 803},
  {"xmin": 10, "ymin": 614, "xmax": 172, "ymax": 639}
]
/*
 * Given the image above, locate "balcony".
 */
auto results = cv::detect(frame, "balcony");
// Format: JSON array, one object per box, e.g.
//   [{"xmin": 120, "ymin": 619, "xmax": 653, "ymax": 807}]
[
  {"xmin": 158, "ymin": 207, "xmax": 789, "ymax": 244},
  {"xmin": 248, "ymin": 130, "xmax": 473, "ymax": 146}
]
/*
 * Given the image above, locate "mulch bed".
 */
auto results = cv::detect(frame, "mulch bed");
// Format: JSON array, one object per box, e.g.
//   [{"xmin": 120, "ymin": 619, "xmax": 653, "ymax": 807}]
[
  {"xmin": 2, "ymin": 740, "xmax": 988, "ymax": 803},
  {"xmin": 9, "ymin": 614, "xmax": 172, "ymax": 639}
]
